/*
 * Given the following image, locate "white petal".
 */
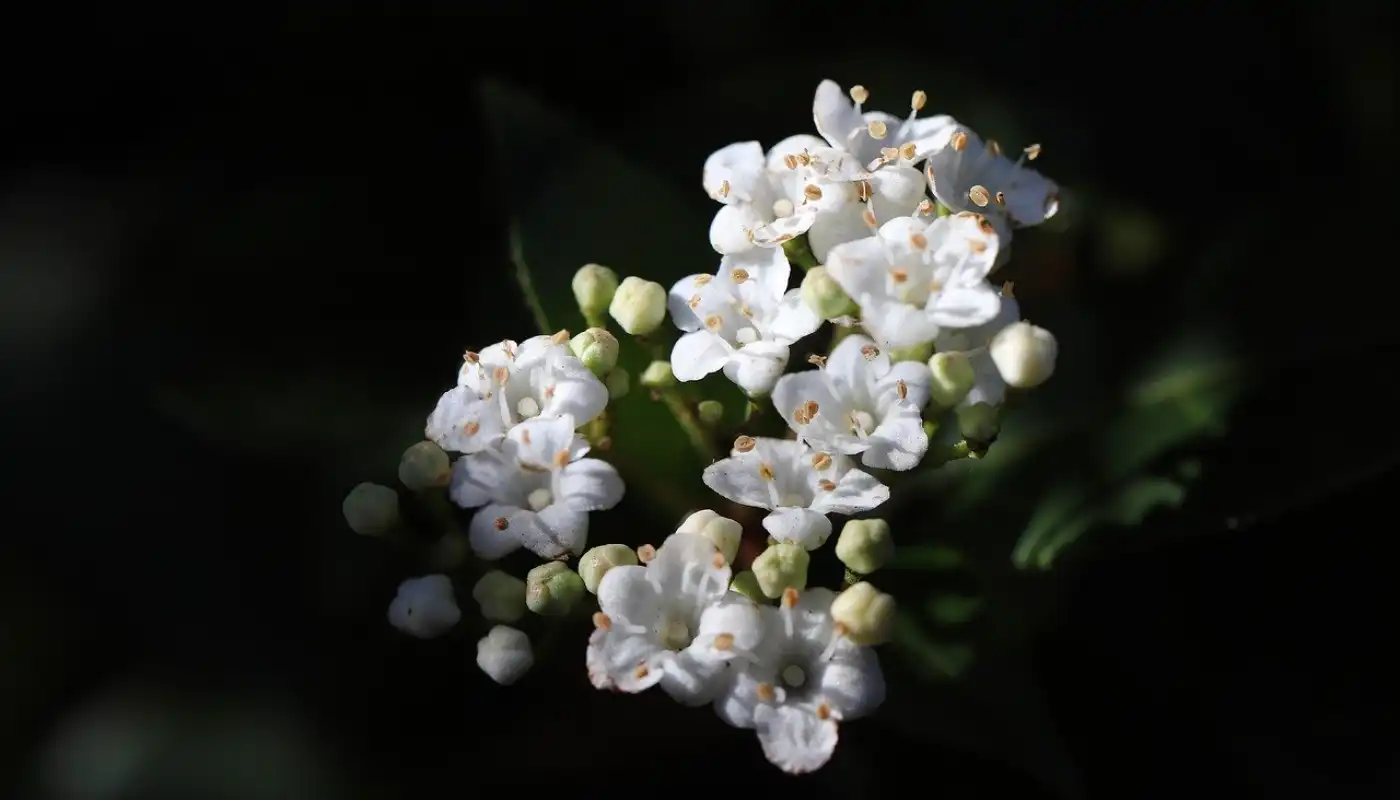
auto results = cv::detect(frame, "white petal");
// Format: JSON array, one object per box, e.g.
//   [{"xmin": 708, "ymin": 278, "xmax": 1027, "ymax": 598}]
[
  {"xmin": 425, "ymin": 387, "xmax": 505, "ymax": 454},
  {"xmin": 448, "ymin": 449, "xmax": 512, "ymax": 509},
  {"xmin": 703, "ymin": 141, "xmax": 766, "ymax": 204},
  {"xmin": 586, "ymin": 627, "xmax": 664, "ymax": 693},
  {"xmin": 964, "ymin": 351, "xmax": 1008, "ymax": 407},
  {"xmin": 896, "ymin": 114, "xmax": 958, "ymax": 162},
  {"xmin": 754, "ymin": 703, "xmax": 840, "ymax": 775},
  {"xmin": 826, "ymin": 333, "xmax": 885, "ymax": 387},
  {"xmin": 765, "ymin": 290, "xmax": 822, "ymax": 345},
  {"xmin": 813, "ymin": 80, "xmax": 869, "ymax": 160},
  {"xmin": 822, "ymin": 235, "xmax": 888, "ymax": 304},
  {"xmin": 724, "ymin": 340, "xmax": 790, "ymax": 396},
  {"xmin": 808, "ymin": 204, "xmax": 876, "ymax": 264},
  {"xmin": 693, "ymin": 592, "xmax": 766, "ymax": 661},
  {"xmin": 558, "ymin": 458, "xmax": 624, "ymax": 512},
  {"xmin": 810, "ymin": 468, "xmax": 889, "ymax": 515},
  {"xmin": 595, "ymin": 564, "xmax": 661, "ymax": 623},
  {"xmin": 541, "ymin": 360, "xmax": 608, "ymax": 425},
  {"xmin": 722, "ymin": 245, "xmax": 790, "ymax": 303},
  {"xmin": 771, "ymin": 370, "xmax": 831, "ymax": 436},
  {"xmin": 709, "ymin": 203, "xmax": 765, "ymax": 255},
  {"xmin": 519, "ymin": 504, "xmax": 589, "ymax": 558},
  {"xmin": 762, "ymin": 507, "xmax": 832, "ymax": 550},
  {"xmin": 817, "ymin": 645, "xmax": 886, "ymax": 720},
  {"xmin": 668, "ymin": 273, "xmax": 712, "ymax": 333},
  {"xmin": 860, "ymin": 299, "xmax": 939, "ymax": 350},
  {"xmin": 881, "ymin": 360, "xmax": 933, "ymax": 411},
  {"xmin": 764, "ymin": 134, "xmax": 829, "ymax": 171},
  {"xmin": 466, "ymin": 504, "xmax": 524, "ymax": 561},
  {"xmin": 650, "ymin": 532, "xmax": 730, "ymax": 607},
  {"xmin": 862, "ymin": 405, "xmax": 928, "ymax": 471},
  {"xmin": 703, "ymin": 455, "xmax": 777, "ymax": 510},
  {"xmin": 751, "ymin": 207, "xmax": 818, "ymax": 246},
  {"xmin": 671, "ymin": 330, "xmax": 733, "ymax": 383},
  {"xmin": 927, "ymin": 282, "xmax": 1002, "ymax": 329},
  {"xmin": 867, "ymin": 164, "xmax": 926, "ymax": 221},
  {"xmin": 507, "ymin": 414, "xmax": 578, "ymax": 471}
]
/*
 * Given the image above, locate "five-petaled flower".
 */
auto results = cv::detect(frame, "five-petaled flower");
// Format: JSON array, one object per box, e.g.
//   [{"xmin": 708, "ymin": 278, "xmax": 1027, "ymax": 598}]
[{"xmin": 924, "ymin": 124, "xmax": 1059, "ymax": 251}]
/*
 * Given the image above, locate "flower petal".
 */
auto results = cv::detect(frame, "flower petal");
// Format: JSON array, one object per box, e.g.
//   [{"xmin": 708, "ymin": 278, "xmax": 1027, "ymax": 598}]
[
  {"xmin": 822, "ymin": 234, "xmax": 888, "ymax": 303},
  {"xmin": 817, "ymin": 645, "xmax": 886, "ymax": 720},
  {"xmin": 703, "ymin": 455, "xmax": 777, "ymax": 510},
  {"xmin": 766, "ymin": 289, "xmax": 822, "ymax": 345},
  {"xmin": 867, "ymin": 164, "xmax": 925, "ymax": 221},
  {"xmin": 558, "ymin": 458, "xmax": 625, "ymax": 512},
  {"xmin": 668, "ymin": 273, "xmax": 712, "ymax": 332},
  {"xmin": 508, "ymin": 414, "xmax": 578, "ymax": 471},
  {"xmin": 826, "ymin": 333, "xmax": 884, "ymax": 389},
  {"xmin": 771, "ymin": 369, "xmax": 831, "ymax": 436},
  {"xmin": 810, "ymin": 468, "xmax": 889, "ymax": 515},
  {"xmin": 897, "ymin": 114, "xmax": 958, "ymax": 163},
  {"xmin": 516, "ymin": 504, "xmax": 589, "ymax": 559},
  {"xmin": 863, "ymin": 404, "xmax": 929, "ymax": 471},
  {"xmin": 880, "ymin": 360, "xmax": 933, "ymax": 411},
  {"xmin": 587, "ymin": 627, "xmax": 664, "ymax": 692},
  {"xmin": 765, "ymin": 134, "xmax": 829, "ymax": 171},
  {"xmin": 724, "ymin": 340, "xmax": 790, "ymax": 396},
  {"xmin": 754, "ymin": 703, "xmax": 840, "ymax": 775},
  {"xmin": 860, "ymin": 299, "xmax": 939, "ymax": 350},
  {"xmin": 703, "ymin": 141, "xmax": 766, "ymax": 204},
  {"xmin": 693, "ymin": 591, "xmax": 766, "ymax": 661},
  {"xmin": 448, "ymin": 449, "xmax": 512, "ymax": 509},
  {"xmin": 466, "ymin": 503, "xmax": 524, "ymax": 560},
  {"xmin": 541, "ymin": 359, "xmax": 608, "ymax": 425},
  {"xmin": 762, "ymin": 507, "xmax": 832, "ymax": 550},
  {"xmin": 808, "ymin": 204, "xmax": 876, "ymax": 264},
  {"xmin": 651, "ymin": 531, "xmax": 730, "ymax": 605},
  {"xmin": 671, "ymin": 330, "xmax": 733, "ymax": 382},
  {"xmin": 596, "ymin": 564, "xmax": 660, "ymax": 623},
  {"xmin": 425, "ymin": 386, "xmax": 505, "ymax": 455},
  {"xmin": 710, "ymin": 203, "xmax": 766, "ymax": 255},
  {"xmin": 927, "ymin": 281, "xmax": 1002, "ymax": 329}
]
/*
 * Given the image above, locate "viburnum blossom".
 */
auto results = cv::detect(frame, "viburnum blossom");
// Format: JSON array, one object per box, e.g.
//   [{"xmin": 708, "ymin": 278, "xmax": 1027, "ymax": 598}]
[
  {"xmin": 812, "ymin": 80, "xmax": 955, "ymax": 168},
  {"xmin": 924, "ymin": 125, "xmax": 1059, "ymax": 249},
  {"xmin": 934, "ymin": 288, "xmax": 1021, "ymax": 408}
]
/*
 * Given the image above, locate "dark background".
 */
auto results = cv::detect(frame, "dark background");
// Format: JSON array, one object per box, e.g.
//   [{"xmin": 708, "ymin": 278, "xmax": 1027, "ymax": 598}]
[{"xmin": 3, "ymin": 6, "xmax": 1397, "ymax": 799}]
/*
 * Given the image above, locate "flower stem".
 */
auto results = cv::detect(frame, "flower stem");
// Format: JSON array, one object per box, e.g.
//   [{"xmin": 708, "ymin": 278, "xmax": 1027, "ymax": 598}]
[
  {"xmin": 781, "ymin": 235, "xmax": 819, "ymax": 270},
  {"xmin": 507, "ymin": 223, "xmax": 553, "ymax": 335},
  {"xmin": 660, "ymin": 388, "xmax": 718, "ymax": 464}
]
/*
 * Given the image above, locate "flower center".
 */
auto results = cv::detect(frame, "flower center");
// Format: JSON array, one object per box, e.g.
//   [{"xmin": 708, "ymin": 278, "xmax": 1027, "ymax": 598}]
[
  {"xmin": 848, "ymin": 409, "xmax": 876, "ymax": 437},
  {"xmin": 772, "ymin": 198, "xmax": 795, "ymax": 218},
  {"xmin": 779, "ymin": 492, "xmax": 807, "ymax": 508},
  {"xmin": 781, "ymin": 664, "xmax": 806, "ymax": 688},
  {"xmin": 516, "ymin": 396, "xmax": 541, "ymax": 419},
  {"xmin": 527, "ymin": 488, "xmax": 553, "ymax": 511},
  {"xmin": 659, "ymin": 615, "xmax": 690, "ymax": 651}
]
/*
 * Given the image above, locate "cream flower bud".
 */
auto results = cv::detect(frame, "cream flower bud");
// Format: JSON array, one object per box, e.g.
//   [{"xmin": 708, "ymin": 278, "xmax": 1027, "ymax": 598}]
[
  {"xmin": 696, "ymin": 400, "xmax": 724, "ymax": 426},
  {"xmin": 730, "ymin": 570, "xmax": 765, "ymax": 603},
  {"xmin": 990, "ymin": 321, "xmax": 1058, "ymax": 389},
  {"xmin": 888, "ymin": 341, "xmax": 935, "ymax": 364},
  {"xmin": 677, "ymin": 509, "xmax": 742, "ymax": 565},
  {"xmin": 572, "ymin": 263, "xmax": 619, "ymax": 319},
  {"xmin": 608, "ymin": 276, "xmax": 667, "ymax": 335},
  {"xmin": 568, "ymin": 327, "xmax": 620, "ymax": 377},
  {"xmin": 639, "ymin": 360, "xmax": 675, "ymax": 388},
  {"xmin": 800, "ymin": 266, "xmax": 857, "ymax": 320},
  {"xmin": 524, "ymin": 561, "xmax": 586, "ymax": 617},
  {"xmin": 387, "ymin": 575, "xmax": 460, "ymax": 639},
  {"xmin": 956, "ymin": 402, "xmax": 1000, "ymax": 445},
  {"xmin": 751, "ymin": 542, "xmax": 810, "ymax": 599},
  {"xmin": 397, "ymin": 441, "xmax": 450, "ymax": 491},
  {"xmin": 471, "ymin": 570, "xmax": 527, "ymax": 623},
  {"xmin": 605, "ymin": 366, "xmax": 630, "ymax": 400},
  {"xmin": 577, "ymin": 543, "xmax": 638, "ymax": 594},
  {"xmin": 342, "ymin": 482, "xmax": 399, "ymax": 536},
  {"xmin": 928, "ymin": 351, "xmax": 976, "ymax": 407},
  {"xmin": 835, "ymin": 518, "xmax": 894, "ymax": 574},
  {"xmin": 476, "ymin": 625, "xmax": 533, "ymax": 686},
  {"xmin": 830, "ymin": 581, "xmax": 895, "ymax": 646}
]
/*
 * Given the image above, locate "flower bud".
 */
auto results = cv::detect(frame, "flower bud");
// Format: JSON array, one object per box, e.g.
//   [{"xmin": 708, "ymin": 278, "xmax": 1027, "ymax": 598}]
[
  {"xmin": 928, "ymin": 351, "xmax": 976, "ymax": 408},
  {"xmin": 342, "ymin": 482, "xmax": 399, "ymax": 536},
  {"xmin": 608, "ymin": 276, "xmax": 667, "ymax": 335},
  {"xmin": 476, "ymin": 625, "xmax": 533, "ymax": 686},
  {"xmin": 800, "ymin": 266, "xmax": 857, "ymax": 320},
  {"xmin": 888, "ymin": 340, "xmax": 934, "ymax": 364},
  {"xmin": 397, "ymin": 441, "xmax": 450, "ymax": 491},
  {"xmin": 605, "ymin": 366, "xmax": 630, "ymax": 400},
  {"xmin": 572, "ymin": 263, "xmax": 618, "ymax": 319},
  {"xmin": 471, "ymin": 570, "xmax": 527, "ymax": 623},
  {"xmin": 751, "ymin": 542, "xmax": 810, "ymax": 599},
  {"xmin": 577, "ymin": 543, "xmax": 638, "ymax": 594},
  {"xmin": 830, "ymin": 581, "xmax": 895, "ymax": 646},
  {"xmin": 835, "ymin": 518, "xmax": 894, "ymax": 574},
  {"xmin": 569, "ymin": 327, "xmax": 620, "ymax": 377},
  {"xmin": 428, "ymin": 531, "xmax": 470, "ymax": 571},
  {"xmin": 696, "ymin": 400, "xmax": 724, "ymax": 426},
  {"xmin": 956, "ymin": 402, "xmax": 1000, "ymax": 445},
  {"xmin": 387, "ymin": 575, "xmax": 460, "ymax": 639},
  {"xmin": 990, "ymin": 321, "xmax": 1058, "ymax": 389},
  {"xmin": 730, "ymin": 570, "xmax": 765, "ymax": 603},
  {"xmin": 677, "ymin": 509, "xmax": 742, "ymax": 565},
  {"xmin": 524, "ymin": 561, "xmax": 586, "ymax": 617},
  {"xmin": 639, "ymin": 360, "xmax": 675, "ymax": 388}
]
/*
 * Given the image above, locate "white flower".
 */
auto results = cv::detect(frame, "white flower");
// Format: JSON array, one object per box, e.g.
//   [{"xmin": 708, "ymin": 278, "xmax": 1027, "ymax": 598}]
[
  {"xmin": 934, "ymin": 290, "xmax": 1020, "ymax": 407},
  {"xmin": 825, "ymin": 212, "xmax": 1002, "ymax": 350},
  {"xmin": 387, "ymin": 575, "xmax": 461, "ymax": 639},
  {"xmin": 667, "ymin": 247, "xmax": 821, "ymax": 396},
  {"xmin": 449, "ymin": 414, "xmax": 624, "ymax": 560},
  {"xmin": 586, "ymin": 532, "xmax": 764, "ymax": 705},
  {"xmin": 772, "ymin": 334, "xmax": 932, "ymax": 471},
  {"xmin": 812, "ymin": 79, "xmax": 955, "ymax": 168},
  {"xmin": 476, "ymin": 625, "xmax": 534, "ymax": 686},
  {"xmin": 702, "ymin": 437, "xmax": 888, "ymax": 549},
  {"xmin": 713, "ymin": 587, "xmax": 885, "ymax": 775},
  {"xmin": 425, "ymin": 335, "xmax": 608, "ymax": 455},
  {"xmin": 924, "ymin": 125, "xmax": 1059, "ymax": 249}
]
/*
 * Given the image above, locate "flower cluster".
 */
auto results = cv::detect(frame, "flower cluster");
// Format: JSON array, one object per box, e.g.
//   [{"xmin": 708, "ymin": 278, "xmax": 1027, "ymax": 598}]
[{"xmin": 343, "ymin": 78, "xmax": 1063, "ymax": 775}]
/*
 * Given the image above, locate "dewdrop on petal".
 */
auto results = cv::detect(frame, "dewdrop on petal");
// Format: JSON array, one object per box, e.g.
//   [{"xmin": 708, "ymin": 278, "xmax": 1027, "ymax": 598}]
[
  {"xmin": 697, "ymin": 400, "xmax": 724, "ymax": 426},
  {"xmin": 677, "ymin": 509, "xmax": 743, "ymax": 565},
  {"xmin": 800, "ymin": 266, "xmax": 857, "ymax": 320},
  {"xmin": 397, "ymin": 441, "xmax": 450, "ymax": 491},
  {"xmin": 342, "ymin": 482, "xmax": 399, "ymax": 536},
  {"xmin": 476, "ymin": 625, "xmax": 534, "ymax": 686},
  {"xmin": 989, "ymin": 321, "xmax": 1058, "ymax": 389},
  {"xmin": 569, "ymin": 328, "xmax": 620, "ymax": 377},
  {"xmin": 929, "ymin": 351, "xmax": 976, "ymax": 408},
  {"xmin": 525, "ymin": 562, "xmax": 586, "ymax": 617},
  {"xmin": 830, "ymin": 582, "xmax": 895, "ymax": 646},
  {"xmin": 639, "ymin": 360, "xmax": 675, "ymax": 389},
  {"xmin": 577, "ymin": 543, "xmax": 639, "ymax": 594},
  {"xmin": 752, "ymin": 541, "xmax": 810, "ymax": 599},
  {"xmin": 471, "ymin": 570, "xmax": 527, "ymax": 623},
  {"xmin": 835, "ymin": 518, "xmax": 894, "ymax": 575},
  {"xmin": 730, "ymin": 570, "xmax": 765, "ymax": 603},
  {"xmin": 573, "ymin": 264, "xmax": 619, "ymax": 320},
  {"xmin": 609, "ymin": 276, "xmax": 667, "ymax": 335},
  {"xmin": 605, "ymin": 367, "xmax": 631, "ymax": 400}
]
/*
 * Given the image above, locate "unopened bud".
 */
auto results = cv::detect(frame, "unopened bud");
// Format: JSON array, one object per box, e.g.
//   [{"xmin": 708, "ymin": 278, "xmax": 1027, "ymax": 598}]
[
  {"xmin": 387, "ymin": 575, "xmax": 460, "ymax": 639},
  {"xmin": 471, "ymin": 570, "xmax": 527, "ymax": 623},
  {"xmin": 956, "ymin": 402, "xmax": 1000, "ymax": 445},
  {"xmin": 577, "ymin": 543, "xmax": 638, "ymax": 594},
  {"xmin": 639, "ymin": 360, "xmax": 675, "ymax": 388},
  {"xmin": 608, "ymin": 276, "xmax": 667, "ymax": 335},
  {"xmin": 697, "ymin": 400, "xmax": 724, "ymax": 426},
  {"xmin": 929, "ymin": 351, "xmax": 976, "ymax": 407},
  {"xmin": 398, "ymin": 441, "xmax": 450, "ymax": 491},
  {"xmin": 989, "ymin": 321, "xmax": 1058, "ymax": 389},
  {"xmin": 677, "ymin": 509, "xmax": 742, "ymax": 565},
  {"xmin": 572, "ymin": 263, "xmax": 619, "ymax": 319},
  {"xmin": 835, "ymin": 518, "xmax": 894, "ymax": 574},
  {"xmin": 730, "ymin": 570, "xmax": 765, "ymax": 603},
  {"xmin": 830, "ymin": 582, "xmax": 895, "ymax": 646},
  {"xmin": 342, "ymin": 482, "xmax": 399, "ymax": 536},
  {"xmin": 751, "ymin": 542, "xmax": 810, "ymax": 599},
  {"xmin": 476, "ymin": 625, "xmax": 533, "ymax": 686},
  {"xmin": 800, "ymin": 266, "xmax": 857, "ymax": 320},
  {"xmin": 569, "ymin": 327, "xmax": 620, "ymax": 377},
  {"xmin": 524, "ymin": 561, "xmax": 586, "ymax": 617},
  {"xmin": 605, "ymin": 366, "xmax": 630, "ymax": 400},
  {"xmin": 888, "ymin": 340, "xmax": 934, "ymax": 364}
]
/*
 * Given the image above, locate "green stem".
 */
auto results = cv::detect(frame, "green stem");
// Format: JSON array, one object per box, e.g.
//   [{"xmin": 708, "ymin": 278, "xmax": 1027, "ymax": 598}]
[
  {"xmin": 926, "ymin": 439, "xmax": 979, "ymax": 467},
  {"xmin": 660, "ymin": 389, "xmax": 718, "ymax": 463},
  {"xmin": 782, "ymin": 235, "xmax": 820, "ymax": 270},
  {"xmin": 508, "ymin": 223, "xmax": 553, "ymax": 335}
]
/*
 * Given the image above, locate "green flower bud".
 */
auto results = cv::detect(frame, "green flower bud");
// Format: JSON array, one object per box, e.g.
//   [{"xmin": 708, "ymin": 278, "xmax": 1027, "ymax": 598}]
[
  {"xmin": 677, "ymin": 509, "xmax": 742, "ymax": 565},
  {"xmin": 397, "ymin": 441, "xmax": 450, "ymax": 491},
  {"xmin": 751, "ymin": 542, "xmax": 810, "ymax": 599},
  {"xmin": 830, "ymin": 582, "xmax": 896, "ymax": 646},
  {"xmin": 929, "ymin": 351, "xmax": 976, "ymax": 408},
  {"xmin": 730, "ymin": 570, "xmax": 765, "ymax": 603},
  {"xmin": 989, "ymin": 321, "xmax": 1058, "ymax": 389},
  {"xmin": 605, "ymin": 366, "xmax": 630, "ymax": 400},
  {"xmin": 639, "ymin": 360, "xmax": 675, "ymax": 389},
  {"xmin": 800, "ymin": 266, "xmax": 857, "ymax": 320},
  {"xmin": 577, "ymin": 543, "xmax": 638, "ymax": 594},
  {"xmin": 569, "ymin": 327, "xmax": 620, "ymax": 377},
  {"xmin": 696, "ymin": 400, "xmax": 724, "ymax": 426},
  {"xmin": 342, "ymin": 482, "xmax": 399, "ymax": 536},
  {"xmin": 835, "ymin": 518, "xmax": 894, "ymax": 574},
  {"xmin": 572, "ymin": 263, "xmax": 619, "ymax": 319},
  {"xmin": 888, "ymin": 340, "xmax": 935, "ymax": 364},
  {"xmin": 956, "ymin": 402, "xmax": 1000, "ymax": 446},
  {"xmin": 608, "ymin": 276, "xmax": 667, "ymax": 335},
  {"xmin": 471, "ymin": 570, "xmax": 527, "ymax": 623},
  {"xmin": 524, "ymin": 562, "xmax": 586, "ymax": 617}
]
